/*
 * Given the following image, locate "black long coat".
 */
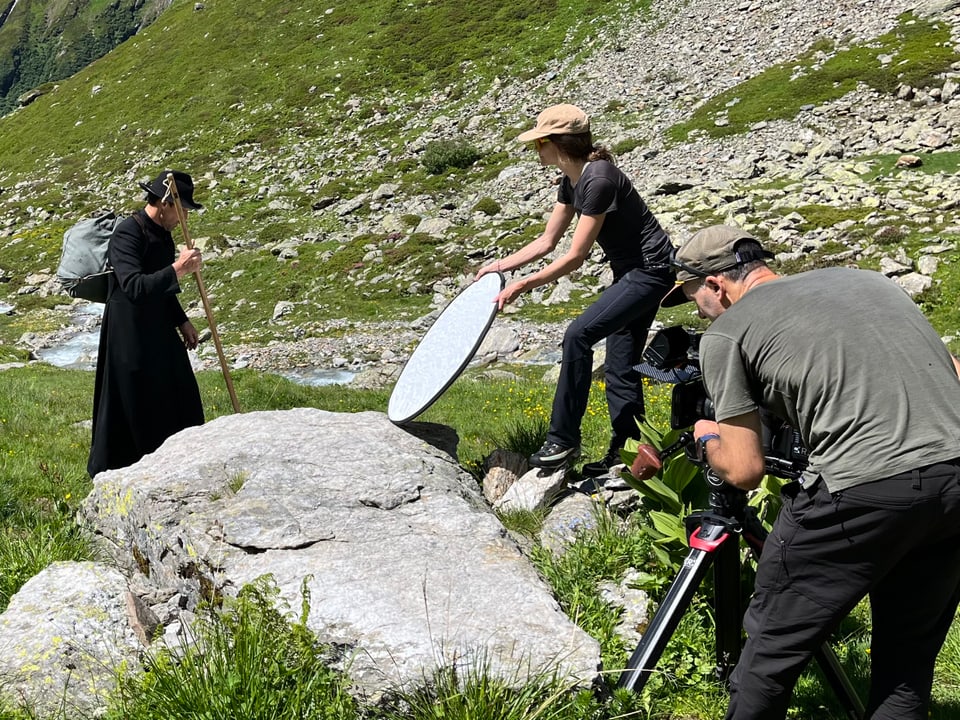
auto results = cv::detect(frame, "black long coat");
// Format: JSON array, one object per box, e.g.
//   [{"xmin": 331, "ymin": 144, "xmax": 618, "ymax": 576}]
[{"xmin": 87, "ymin": 209, "xmax": 204, "ymax": 478}]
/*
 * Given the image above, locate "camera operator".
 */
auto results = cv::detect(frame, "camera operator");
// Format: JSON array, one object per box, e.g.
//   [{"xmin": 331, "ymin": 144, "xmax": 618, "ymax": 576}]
[{"xmin": 660, "ymin": 224, "xmax": 960, "ymax": 720}]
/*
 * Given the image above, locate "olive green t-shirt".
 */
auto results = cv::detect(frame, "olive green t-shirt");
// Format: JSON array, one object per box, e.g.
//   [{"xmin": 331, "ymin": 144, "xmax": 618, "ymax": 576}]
[{"xmin": 700, "ymin": 267, "xmax": 960, "ymax": 492}]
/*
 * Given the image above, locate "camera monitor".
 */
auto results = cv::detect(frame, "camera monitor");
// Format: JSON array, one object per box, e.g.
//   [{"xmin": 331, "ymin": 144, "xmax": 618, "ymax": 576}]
[
  {"xmin": 387, "ymin": 272, "xmax": 505, "ymax": 425},
  {"xmin": 634, "ymin": 326, "xmax": 700, "ymax": 385}
]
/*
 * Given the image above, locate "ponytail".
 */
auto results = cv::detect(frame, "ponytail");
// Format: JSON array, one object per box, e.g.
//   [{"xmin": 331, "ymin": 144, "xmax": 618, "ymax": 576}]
[
  {"xmin": 551, "ymin": 133, "xmax": 615, "ymax": 164},
  {"xmin": 588, "ymin": 145, "xmax": 614, "ymax": 163}
]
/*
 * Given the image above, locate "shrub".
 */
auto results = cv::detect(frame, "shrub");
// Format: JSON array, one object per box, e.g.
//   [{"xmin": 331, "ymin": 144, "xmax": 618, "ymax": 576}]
[
  {"xmin": 873, "ymin": 225, "xmax": 908, "ymax": 245},
  {"xmin": 421, "ymin": 138, "xmax": 482, "ymax": 174},
  {"xmin": 472, "ymin": 196, "xmax": 501, "ymax": 216}
]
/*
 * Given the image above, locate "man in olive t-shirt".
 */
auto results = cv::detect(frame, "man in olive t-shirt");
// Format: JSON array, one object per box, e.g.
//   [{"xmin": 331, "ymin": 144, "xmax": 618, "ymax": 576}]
[{"xmin": 660, "ymin": 225, "xmax": 960, "ymax": 720}]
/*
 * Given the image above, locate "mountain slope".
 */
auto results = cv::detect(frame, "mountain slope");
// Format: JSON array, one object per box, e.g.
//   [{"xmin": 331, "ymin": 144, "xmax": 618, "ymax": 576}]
[
  {"xmin": 0, "ymin": 0, "xmax": 171, "ymax": 115},
  {"xmin": 0, "ymin": 0, "xmax": 624, "ymax": 186},
  {"xmin": 0, "ymin": 0, "xmax": 958, "ymax": 368}
]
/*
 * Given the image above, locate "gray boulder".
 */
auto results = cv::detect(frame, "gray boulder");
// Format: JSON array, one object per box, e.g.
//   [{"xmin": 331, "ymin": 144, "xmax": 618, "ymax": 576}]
[
  {"xmin": 79, "ymin": 409, "xmax": 601, "ymax": 700},
  {"xmin": 0, "ymin": 562, "xmax": 143, "ymax": 718}
]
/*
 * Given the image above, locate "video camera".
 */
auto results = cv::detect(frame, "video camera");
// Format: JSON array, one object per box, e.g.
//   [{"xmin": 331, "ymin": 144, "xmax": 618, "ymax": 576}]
[{"xmin": 637, "ymin": 326, "xmax": 808, "ymax": 479}]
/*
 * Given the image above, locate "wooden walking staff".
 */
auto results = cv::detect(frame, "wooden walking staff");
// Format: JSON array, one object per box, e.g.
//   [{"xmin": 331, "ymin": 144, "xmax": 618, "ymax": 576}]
[{"xmin": 164, "ymin": 173, "xmax": 242, "ymax": 414}]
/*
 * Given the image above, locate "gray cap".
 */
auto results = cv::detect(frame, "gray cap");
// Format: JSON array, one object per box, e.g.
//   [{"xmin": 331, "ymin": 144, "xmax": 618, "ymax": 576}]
[{"xmin": 661, "ymin": 225, "xmax": 773, "ymax": 306}]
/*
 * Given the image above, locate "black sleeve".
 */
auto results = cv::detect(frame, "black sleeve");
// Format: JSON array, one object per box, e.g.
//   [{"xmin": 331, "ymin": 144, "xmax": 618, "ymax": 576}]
[
  {"xmin": 109, "ymin": 216, "xmax": 181, "ymax": 303},
  {"xmin": 577, "ymin": 173, "xmax": 617, "ymax": 216},
  {"xmin": 166, "ymin": 295, "xmax": 189, "ymax": 329}
]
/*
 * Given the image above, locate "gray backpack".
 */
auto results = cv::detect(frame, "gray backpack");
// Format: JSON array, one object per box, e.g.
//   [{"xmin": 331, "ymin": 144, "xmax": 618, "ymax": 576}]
[{"xmin": 56, "ymin": 212, "xmax": 144, "ymax": 302}]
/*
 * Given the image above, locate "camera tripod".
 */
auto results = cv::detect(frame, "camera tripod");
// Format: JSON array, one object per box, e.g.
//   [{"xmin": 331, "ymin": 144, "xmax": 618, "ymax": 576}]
[{"xmin": 617, "ymin": 455, "xmax": 866, "ymax": 720}]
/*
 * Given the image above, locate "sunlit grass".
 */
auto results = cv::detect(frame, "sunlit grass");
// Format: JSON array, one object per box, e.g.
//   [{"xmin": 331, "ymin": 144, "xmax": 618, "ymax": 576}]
[
  {"xmin": 0, "ymin": 363, "xmax": 958, "ymax": 718},
  {"xmin": 668, "ymin": 13, "xmax": 960, "ymax": 142},
  {"xmin": 108, "ymin": 577, "xmax": 359, "ymax": 720}
]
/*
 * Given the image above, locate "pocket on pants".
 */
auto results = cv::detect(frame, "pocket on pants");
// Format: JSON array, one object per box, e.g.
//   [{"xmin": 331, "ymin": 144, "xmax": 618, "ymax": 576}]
[{"xmin": 755, "ymin": 478, "xmax": 826, "ymax": 592}]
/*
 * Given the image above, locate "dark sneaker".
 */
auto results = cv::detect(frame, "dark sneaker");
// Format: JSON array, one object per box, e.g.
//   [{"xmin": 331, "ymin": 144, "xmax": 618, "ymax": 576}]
[
  {"xmin": 582, "ymin": 445, "xmax": 626, "ymax": 478},
  {"xmin": 529, "ymin": 441, "xmax": 581, "ymax": 469}
]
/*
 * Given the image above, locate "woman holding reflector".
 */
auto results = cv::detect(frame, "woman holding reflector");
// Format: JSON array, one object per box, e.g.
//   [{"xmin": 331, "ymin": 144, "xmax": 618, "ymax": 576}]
[{"xmin": 474, "ymin": 104, "xmax": 675, "ymax": 475}]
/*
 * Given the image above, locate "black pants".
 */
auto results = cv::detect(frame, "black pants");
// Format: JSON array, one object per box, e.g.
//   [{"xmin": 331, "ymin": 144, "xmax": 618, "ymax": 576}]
[
  {"xmin": 545, "ymin": 267, "xmax": 673, "ymax": 449},
  {"xmin": 726, "ymin": 461, "xmax": 960, "ymax": 719}
]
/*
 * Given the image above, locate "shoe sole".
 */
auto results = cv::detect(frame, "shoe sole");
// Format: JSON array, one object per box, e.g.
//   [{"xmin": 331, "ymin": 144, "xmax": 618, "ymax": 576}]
[{"xmin": 529, "ymin": 451, "xmax": 581, "ymax": 469}]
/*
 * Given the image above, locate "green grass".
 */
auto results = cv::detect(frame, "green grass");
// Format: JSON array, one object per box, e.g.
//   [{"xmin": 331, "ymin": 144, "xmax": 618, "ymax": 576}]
[
  {"xmin": 860, "ymin": 150, "xmax": 960, "ymax": 179},
  {"xmin": 532, "ymin": 506, "xmax": 654, "ymax": 670},
  {"xmin": 0, "ymin": 0, "xmax": 649, "ymax": 354},
  {"xmin": 0, "ymin": 0, "xmax": 651, "ymax": 207},
  {"xmin": 377, "ymin": 660, "xmax": 602, "ymax": 720},
  {"xmin": 668, "ymin": 13, "xmax": 960, "ymax": 142},
  {"xmin": 107, "ymin": 576, "xmax": 359, "ymax": 720},
  {"xmin": 4, "ymin": 3, "xmax": 960, "ymax": 372},
  {"xmin": 0, "ymin": 364, "xmax": 959, "ymax": 718}
]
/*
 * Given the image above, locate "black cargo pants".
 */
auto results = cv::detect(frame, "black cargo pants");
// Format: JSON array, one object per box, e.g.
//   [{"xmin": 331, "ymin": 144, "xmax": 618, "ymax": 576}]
[{"xmin": 725, "ymin": 460, "xmax": 960, "ymax": 720}]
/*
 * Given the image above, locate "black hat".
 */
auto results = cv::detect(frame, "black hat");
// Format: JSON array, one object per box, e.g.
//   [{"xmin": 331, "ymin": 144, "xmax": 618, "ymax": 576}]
[{"xmin": 138, "ymin": 170, "xmax": 203, "ymax": 210}]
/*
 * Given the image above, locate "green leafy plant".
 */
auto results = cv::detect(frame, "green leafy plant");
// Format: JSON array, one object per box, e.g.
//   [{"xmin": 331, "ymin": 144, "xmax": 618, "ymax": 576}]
[
  {"xmin": 746, "ymin": 474, "xmax": 788, "ymax": 533},
  {"xmin": 620, "ymin": 420, "xmax": 706, "ymax": 568},
  {"xmin": 622, "ymin": 418, "xmax": 792, "ymax": 566}
]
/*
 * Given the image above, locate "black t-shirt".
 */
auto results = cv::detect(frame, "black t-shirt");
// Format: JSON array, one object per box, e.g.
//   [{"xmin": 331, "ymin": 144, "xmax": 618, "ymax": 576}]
[{"xmin": 557, "ymin": 160, "xmax": 672, "ymax": 277}]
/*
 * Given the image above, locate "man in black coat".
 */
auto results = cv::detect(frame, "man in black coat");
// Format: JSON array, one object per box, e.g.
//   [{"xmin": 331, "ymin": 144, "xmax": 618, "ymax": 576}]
[{"xmin": 87, "ymin": 170, "xmax": 205, "ymax": 478}]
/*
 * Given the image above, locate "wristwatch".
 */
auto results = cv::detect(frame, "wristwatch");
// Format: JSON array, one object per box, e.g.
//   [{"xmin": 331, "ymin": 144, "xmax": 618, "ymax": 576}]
[{"xmin": 695, "ymin": 433, "xmax": 720, "ymax": 462}]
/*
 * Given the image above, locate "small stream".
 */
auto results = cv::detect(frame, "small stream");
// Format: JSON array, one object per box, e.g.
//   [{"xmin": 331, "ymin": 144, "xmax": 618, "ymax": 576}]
[
  {"xmin": 33, "ymin": 302, "xmax": 356, "ymax": 386},
  {"xmin": 35, "ymin": 304, "xmax": 103, "ymax": 371}
]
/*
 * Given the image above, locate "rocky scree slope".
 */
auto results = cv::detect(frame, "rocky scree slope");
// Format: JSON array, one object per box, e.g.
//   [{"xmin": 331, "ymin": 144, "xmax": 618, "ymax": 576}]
[
  {"xmin": 5, "ymin": 0, "xmax": 960, "ymax": 375},
  {"xmin": 208, "ymin": 0, "xmax": 960, "ymax": 374}
]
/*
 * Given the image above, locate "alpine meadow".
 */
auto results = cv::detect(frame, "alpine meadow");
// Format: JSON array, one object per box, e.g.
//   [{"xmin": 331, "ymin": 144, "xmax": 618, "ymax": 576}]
[{"xmin": 0, "ymin": 0, "xmax": 959, "ymax": 718}]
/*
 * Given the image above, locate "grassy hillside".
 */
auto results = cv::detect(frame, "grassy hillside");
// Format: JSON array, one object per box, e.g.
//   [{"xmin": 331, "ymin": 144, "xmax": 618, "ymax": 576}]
[
  {"xmin": 0, "ymin": 0, "xmax": 640, "ymax": 199},
  {"xmin": 0, "ymin": 0, "xmax": 658, "ymax": 361},
  {"xmin": 0, "ymin": 0, "xmax": 170, "ymax": 115},
  {"xmin": 0, "ymin": 1, "xmax": 958, "ymax": 366},
  {"xmin": 669, "ymin": 18, "xmax": 960, "ymax": 140}
]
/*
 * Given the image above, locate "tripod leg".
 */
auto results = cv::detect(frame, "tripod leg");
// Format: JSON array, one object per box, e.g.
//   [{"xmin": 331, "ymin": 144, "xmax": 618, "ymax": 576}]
[
  {"xmin": 813, "ymin": 646, "xmax": 866, "ymax": 720},
  {"xmin": 712, "ymin": 526, "xmax": 744, "ymax": 680},
  {"xmin": 619, "ymin": 521, "xmax": 733, "ymax": 692}
]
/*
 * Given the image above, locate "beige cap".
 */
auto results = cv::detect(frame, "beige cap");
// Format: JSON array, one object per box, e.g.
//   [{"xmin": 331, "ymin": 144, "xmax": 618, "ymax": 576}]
[{"xmin": 517, "ymin": 104, "xmax": 590, "ymax": 142}]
